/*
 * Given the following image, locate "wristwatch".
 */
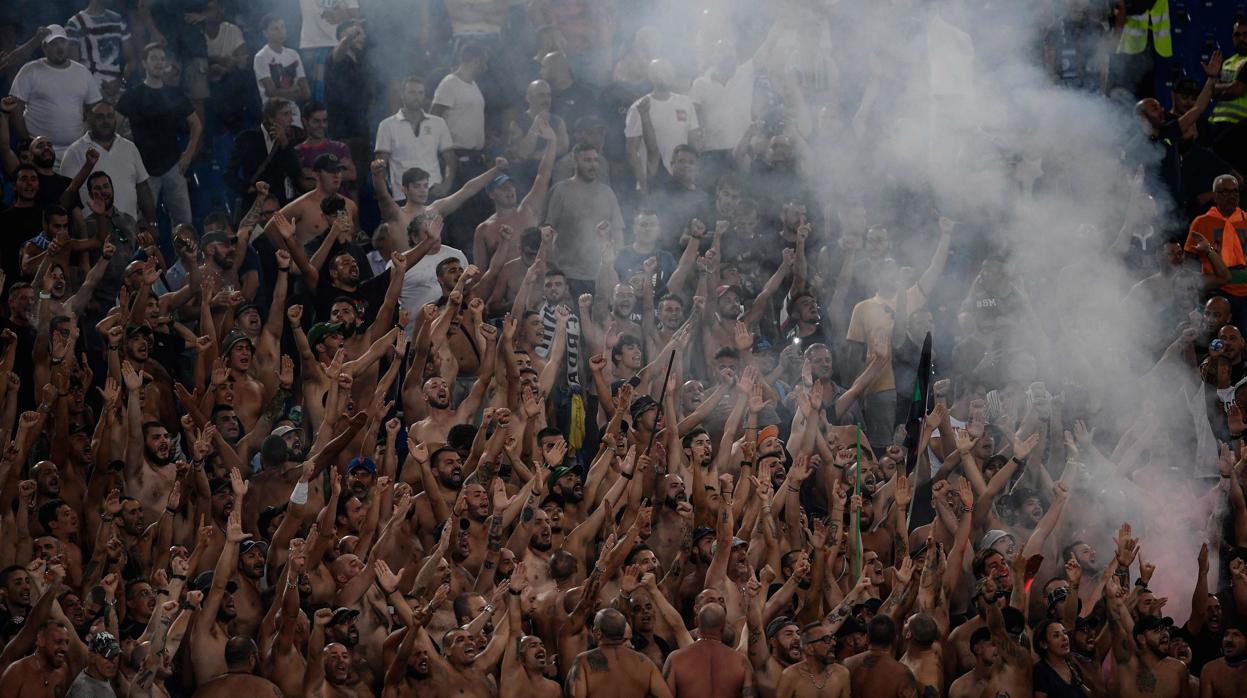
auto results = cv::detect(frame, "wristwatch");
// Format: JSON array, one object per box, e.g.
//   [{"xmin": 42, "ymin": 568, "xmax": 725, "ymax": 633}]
[{"xmin": 483, "ymin": 604, "xmax": 495, "ymax": 615}]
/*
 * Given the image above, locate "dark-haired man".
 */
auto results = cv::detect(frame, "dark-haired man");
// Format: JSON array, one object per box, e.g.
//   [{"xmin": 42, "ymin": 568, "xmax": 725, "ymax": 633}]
[
  {"xmin": 544, "ymin": 143, "xmax": 624, "ymax": 293},
  {"xmin": 844, "ymin": 616, "xmax": 919, "ymax": 698},
  {"xmin": 774, "ymin": 621, "xmax": 850, "ymax": 698},
  {"xmin": 116, "ymin": 42, "xmax": 201, "ymax": 226},
  {"xmin": 60, "ymin": 101, "xmax": 157, "ymax": 224}
]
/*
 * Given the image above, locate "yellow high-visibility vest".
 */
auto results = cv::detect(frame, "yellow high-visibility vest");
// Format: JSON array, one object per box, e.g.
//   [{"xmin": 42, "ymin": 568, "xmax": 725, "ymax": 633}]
[
  {"xmin": 1118, "ymin": 0, "xmax": 1173, "ymax": 58},
  {"xmin": 1212, "ymin": 54, "xmax": 1247, "ymax": 125}
]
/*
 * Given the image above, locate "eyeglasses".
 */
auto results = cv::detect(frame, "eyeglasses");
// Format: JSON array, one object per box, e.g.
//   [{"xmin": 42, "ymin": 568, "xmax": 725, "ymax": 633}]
[{"xmin": 805, "ymin": 635, "xmax": 835, "ymax": 645}]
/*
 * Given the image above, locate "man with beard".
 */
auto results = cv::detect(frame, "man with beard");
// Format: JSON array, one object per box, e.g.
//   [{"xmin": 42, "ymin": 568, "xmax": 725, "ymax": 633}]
[
  {"xmin": 0, "ymin": 620, "xmax": 81, "ymax": 697},
  {"xmin": 774, "ymin": 621, "xmax": 850, "ymax": 698},
  {"xmin": 35, "ymin": 499, "xmax": 83, "ymax": 589},
  {"xmin": 215, "ymin": 331, "xmax": 267, "ymax": 432},
  {"xmin": 385, "ymin": 620, "xmax": 503, "ymax": 698},
  {"xmin": 651, "ymin": 469, "xmax": 693, "ymax": 569},
  {"xmin": 626, "ymin": 586, "xmax": 674, "ymax": 668},
  {"xmin": 644, "ymin": 294, "xmax": 688, "ymax": 361},
  {"xmin": 114, "ymin": 493, "xmax": 177, "ymax": 582},
  {"xmin": 188, "ymin": 510, "xmax": 248, "ymax": 681},
  {"xmin": 123, "ymin": 358, "xmax": 180, "ymax": 528},
  {"xmin": 409, "ymin": 375, "xmax": 490, "ymax": 449},
  {"xmin": 191, "ymin": 637, "xmax": 282, "ymax": 698},
  {"xmin": 0, "ymin": 566, "xmax": 35, "ymax": 643},
  {"xmin": 131, "ymin": 600, "xmax": 193, "ymax": 698},
  {"xmin": 229, "ymin": 540, "xmax": 268, "ymax": 640},
  {"xmin": 501, "ymin": 576, "xmax": 561, "ymax": 697},
  {"xmin": 1107, "ymin": 578, "xmax": 1188, "ymax": 698},
  {"xmin": 325, "ymin": 607, "xmax": 375, "ymax": 689},
  {"xmin": 0, "ymin": 165, "xmax": 45, "ymax": 282},
  {"xmin": 568, "ymin": 608, "xmax": 672, "ymax": 698},
  {"xmin": 412, "ymin": 447, "xmax": 466, "ymax": 549},
  {"xmin": 120, "ymin": 579, "xmax": 157, "ymax": 641},
  {"xmin": 288, "ymin": 303, "xmax": 399, "ymax": 432},
  {"xmin": 198, "ymin": 230, "xmax": 256, "ymax": 304},
  {"xmin": 749, "ymin": 616, "xmax": 802, "ymax": 698},
  {"xmin": 487, "ymin": 226, "xmax": 545, "ymax": 316},
  {"xmin": 701, "ymin": 256, "xmax": 791, "ymax": 370},
  {"xmin": 60, "ymin": 101, "xmax": 157, "ymax": 223},
  {"xmin": 1199, "ymin": 619, "xmax": 1247, "ymax": 698},
  {"xmin": 475, "ymin": 124, "xmax": 556, "ymax": 273},
  {"xmin": 543, "ymin": 143, "xmax": 624, "ymax": 293},
  {"xmin": 949, "ymin": 627, "xmax": 995, "ymax": 698},
  {"xmin": 382, "ymin": 584, "xmax": 445, "ymax": 696},
  {"xmin": 7, "ymin": 26, "xmax": 102, "ymax": 154},
  {"xmin": 13, "ymin": 136, "xmax": 74, "ymax": 208}
]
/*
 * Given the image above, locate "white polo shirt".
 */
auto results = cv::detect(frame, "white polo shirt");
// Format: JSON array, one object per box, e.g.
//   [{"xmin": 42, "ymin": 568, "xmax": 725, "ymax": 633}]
[
  {"xmin": 59, "ymin": 133, "xmax": 149, "ymax": 220},
  {"xmin": 374, "ymin": 110, "xmax": 454, "ymax": 191},
  {"xmin": 398, "ymin": 245, "xmax": 468, "ymax": 330},
  {"xmin": 690, "ymin": 60, "xmax": 755, "ymax": 151}
]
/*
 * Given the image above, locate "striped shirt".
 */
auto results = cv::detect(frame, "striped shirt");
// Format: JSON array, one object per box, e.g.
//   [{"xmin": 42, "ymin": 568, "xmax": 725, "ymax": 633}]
[
  {"xmin": 66, "ymin": 10, "xmax": 131, "ymax": 84},
  {"xmin": 535, "ymin": 303, "xmax": 581, "ymax": 387}
]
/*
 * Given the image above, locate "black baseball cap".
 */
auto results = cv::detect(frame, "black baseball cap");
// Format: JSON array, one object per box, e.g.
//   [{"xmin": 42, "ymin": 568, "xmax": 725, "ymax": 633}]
[{"xmin": 313, "ymin": 153, "xmax": 347, "ymax": 172}]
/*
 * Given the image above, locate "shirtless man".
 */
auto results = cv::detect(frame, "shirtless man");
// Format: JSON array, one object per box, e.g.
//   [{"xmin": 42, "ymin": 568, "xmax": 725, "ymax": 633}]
[
  {"xmin": 567, "ymin": 608, "xmax": 671, "ymax": 698},
  {"xmin": 122, "ymin": 361, "xmax": 179, "ymax": 525},
  {"xmin": 980, "ymin": 602, "xmax": 1031, "ymax": 698},
  {"xmin": 473, "ymin": 122, "xmax": 556, "ymax": 273},
  {"xmin": 844, "ymin": 616, "xmax": 919, "ymax": 698},
  {"xmin": 411, "ymin": 447, "xmax": 465, "ymax": 549},
  {"xmin": 1200, "ymin": 620, "xmax": 1247, "ymax": 698},
  {"xmin": 775, "ymin": 621, "xmax": 851, "ymax": 698},
  {"xmin": 900, "ymin": 613, "xmax": 943, "ymax": 698},
  {"xmin": 701, "ymin": 254, "xmax": 792, "ymax": 368},
  {"xmin": 1106, "ymin": 576, "xmax": 1189, "ymax": 698},
  {"xmin": 947, "ymin": 628, "xmax": 994, "ymax": 698},
  {"xmin": 190, "ymin": 637, "xmax": 283, "ymax": 698},
  {"xmin": 289, "ymin": 303, "xmax": 399, "ymax": 430},
  {"xmin": 500, "ymin": 568, "xmax": 561, "ymax": 698},
  {"xmin": 188, "ymin": 510, "xmax": 248, "ymax": 683},
  {"xmin": 750, "ymin": 616, "xmax": 803, "ymax": 698},
  {"xmin": 664, "ymin": 604, "xmax": 753, "ymax": 698},
  {"xmin": 271, "ymin": 153, "xmax": 359, "ymax": 245},
  {"xmin": 389, "ymin": 621, "xmax": 502, "ymax": 697},
  {"xmin": 408, "ymin": 373, "xmax": 490, "ymax": 448},
  {"xmin": 372, "ymin": 155, "xmax": 509, "ymax": 253},
  {"xmin": 0, "ymin": 620, "xmax": 81, "ymax": 697},
  {"xmin": 219, "ymin": 332, "xmax": 267, "ymax": 431}
]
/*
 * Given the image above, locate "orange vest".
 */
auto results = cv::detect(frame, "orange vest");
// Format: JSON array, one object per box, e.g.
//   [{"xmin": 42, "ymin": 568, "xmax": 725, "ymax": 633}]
[{"xmin": 1186, "ymin": 207, "xmax": 1247, "ymax": 296}]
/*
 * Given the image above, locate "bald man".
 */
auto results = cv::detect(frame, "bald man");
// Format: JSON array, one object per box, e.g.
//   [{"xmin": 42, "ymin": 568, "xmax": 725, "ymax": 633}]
[
  {"xmin": 663, "ymin": 603, "xmax": 754, "ymax": 697},
  {"xmin": 566, "ymin": 609, "xmax": 671, "ymax": 698}
]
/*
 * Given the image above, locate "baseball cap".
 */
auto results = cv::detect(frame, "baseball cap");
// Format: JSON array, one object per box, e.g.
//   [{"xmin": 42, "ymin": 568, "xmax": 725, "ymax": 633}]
[
  {"xmin": 330, "ymin": 607, "xmax": 360, "ymax": 625},
  {"xmin": 691, "ymin": 526, "xmax": 715, "ymax": 546},
  {"xmin": 222, "ymin": 331, "xmax": 254, "ymax": 353},
  {"xmin": 240, "ymin": 540, "xmax": 269, "ymax": 556},
  {"xmin": 978, "ymin": 529, "xmax": 1014, "ymax": 552},
  {"xmin": 191, "ymin": 571, "xmax": 238, "ymax": 594},
  {"xmin": 258, "ymin": 505, "xmax": 286, "ymax": 534},
  {"xmin": 546, "ymin": 465, "xmax": 574, "ymax": 490},
  {"xmin": 200, "ymin": 231, "xmax": 233, "ymax": 248},
  {"xmin": 715, "ymin": 284, "xmax": 744, "ymax": 299},
  {"xmin": 42, "ymin": 25, "xmax": 69, "ymax": 45},
  {"xmin": 759, "ymin": 425, "xmax": 780, "ymax": 443},
  {"xmin": 234, "ymin": 302, "xmax": 260, "ymax": 319},
  {"xmin": 87, "ymin": 631, "xmax": 121, "ymax": 658},
  {"xmin": 765, "ymin": 616, "xmax": 798, "ymax": 639},
  {"xmin": 853, "ymin": 597, "xmax": 883, "ymax": 615},
  {"xmin": 313, "ymin": 153, "xmax": 347, "ymax": 172},
  {"xmin": 271, "ymin": 425, "xmax": 300, "ymax": 438},
  {"xmin": 485, "ymin": 173, "xmax": 513, "ymax": 192},
  {"xmin": 629, "ymin": 395, "xmax": 658, "ymax": 420},
  {"xmin": 347, "ymin": 456, "xmax": 377, "ymax": 475},
  {"xmin": 125, "ymin": 324, "xmax": 153, "ymax": 337},
  {"xmin": 307, "ymin": 322, "xmax": 344, "ymax": 350}
]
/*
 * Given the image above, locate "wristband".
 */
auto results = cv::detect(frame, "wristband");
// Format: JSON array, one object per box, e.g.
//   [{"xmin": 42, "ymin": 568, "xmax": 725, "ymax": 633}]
[
  {"xmin": 156, "ymin": 589, "xmax": 170, "ymax": 596},
  {"xmin": 290, "ymin": 479, "xmax": 309, "ymax": 505},
  {"xmin": 101, "ymin": 514, "xmax": 114, "ymax": 522},
  {"xmin": 277, "ymin": 266, "xmax": 289, "ymax": 272},
  {"xmin": 620, "ymin": 472, "xmax": 633, "ymax": 480},
  {"xmin": 508, "ymin": 588, "xmax": 521, "ymax": 596},
  {"xmin": 165, "ymin": 507, "xmax": 176, "ymax": 514},
  {"xmin": 171, "ymin": 574, "xmax": 187, "ymax": 581}
]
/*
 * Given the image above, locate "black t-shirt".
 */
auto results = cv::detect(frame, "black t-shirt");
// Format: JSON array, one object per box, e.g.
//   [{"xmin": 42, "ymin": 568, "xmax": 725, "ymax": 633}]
[
  {"xmin": 313, "ymin": 268, "xmax": 390, "ymax": 326},
  {"xmin": 36, "ymin": 172, "xmax": 73, "ymax": 209},
  {"xmin": 116, "ymin": 83, "xmax": 194, "ymax": 175},
  {"xmin": 1033, "ymin": 659, "xmax": 1087, "ymax": 698},
  {"xmin": 0, "ymin": 205, "xmax": 43, "ymax": 282}
]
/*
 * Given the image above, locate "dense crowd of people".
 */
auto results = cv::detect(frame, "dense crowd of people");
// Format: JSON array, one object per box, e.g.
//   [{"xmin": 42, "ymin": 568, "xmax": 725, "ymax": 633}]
[{"xmin": 0, "ymin": 0, "xmax": 1245, "ymax": 696}]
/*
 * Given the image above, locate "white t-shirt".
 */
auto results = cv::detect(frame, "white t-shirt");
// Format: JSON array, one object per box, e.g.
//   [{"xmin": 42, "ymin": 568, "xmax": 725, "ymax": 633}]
[
  {"xmin": 623, "ymin": 92, "xmax": 700, "ymax": 175},
  {"xmin": 374, "ymin": 110, "xmax": 454, "ymax": 190},
  {"xmin": 9, "ymin": 59, "xmax": 102, "ymax": 151},
  {"xmin": 253, "ymin": 45, "xmax": 306, "ymax": 125},
  {"xmin": 299, "ymin": 0, "xmax": 359, "ymax": 50},
  {"xmin": 65, "ymin": 9, "xmax": 131, "ymax": 84},
  {"xmin": 690, "ymin": 60, "xmax": 754, "ymax": 151},
  {"xmin": 205, "ymin": 22, "xmax": 246, "ymax": 60},
  {"xmin": 399, "ymin": 246, "xmax": 469, "ymax": 328},
  {"xmin": 59, "ymin": 133, "xmax": 150, "ymax": 220},
  {"xmin": 432, "ymin": 73, "xmax": 486, "ymax": 150}
]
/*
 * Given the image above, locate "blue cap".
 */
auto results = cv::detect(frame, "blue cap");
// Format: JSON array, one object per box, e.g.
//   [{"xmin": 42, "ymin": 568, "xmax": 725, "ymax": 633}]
[
  {"xmin": 486, "ymin": 173, "xmax": 512, "ymax": 192},
  {"xmin": 347, "ymin": 456, "xmax": 377, "ymax": 475}
]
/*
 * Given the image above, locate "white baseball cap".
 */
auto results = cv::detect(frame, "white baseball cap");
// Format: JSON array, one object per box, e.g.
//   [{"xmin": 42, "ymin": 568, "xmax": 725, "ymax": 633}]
[{"xmin": 43, "ymin": 25, "xmax": 70, "ymax": 45}]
